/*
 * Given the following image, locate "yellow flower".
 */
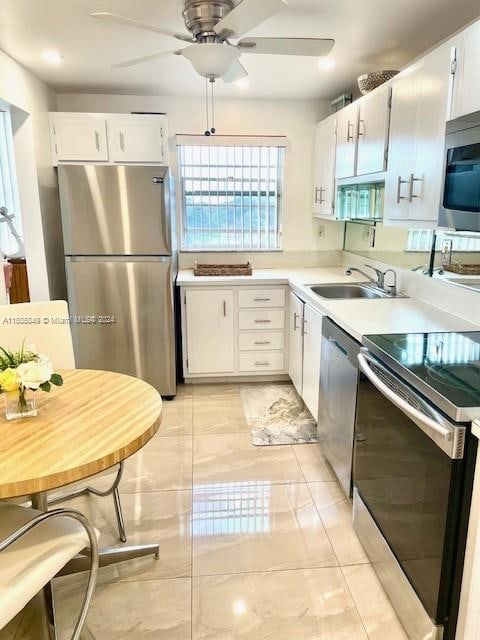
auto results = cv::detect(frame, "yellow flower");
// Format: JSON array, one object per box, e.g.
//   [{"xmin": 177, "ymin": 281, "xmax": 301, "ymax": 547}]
[{"xmin": 0, "ymin": 368, "xmax": 20, "ymax": 393}]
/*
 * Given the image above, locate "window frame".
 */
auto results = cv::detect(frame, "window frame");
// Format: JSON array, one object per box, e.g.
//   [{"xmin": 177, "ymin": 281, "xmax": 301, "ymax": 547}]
[
  {"xmin": 406, "ymin": 229, "xmax": 480, "ymax": 253},
  {"xmin": 0, "ymin": 110, "xmax": 22, "ymax": 257},
  {"xmin": 177, "ymin": 139, "xmax": 285, "ymax": 253}
]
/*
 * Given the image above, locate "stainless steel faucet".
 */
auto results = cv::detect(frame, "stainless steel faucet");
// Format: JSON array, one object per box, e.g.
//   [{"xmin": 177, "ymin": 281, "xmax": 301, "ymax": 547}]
[
  {"xmin": 346, "ymin": 264, "xmax": 399, "ymax": 296},
  {"xmin": 345, "ymin": 264, "xmax": 385, "ymax": 289},
  {"xmin": 383, "ymin": 269, "xmax": 397, "ymax": 296}
]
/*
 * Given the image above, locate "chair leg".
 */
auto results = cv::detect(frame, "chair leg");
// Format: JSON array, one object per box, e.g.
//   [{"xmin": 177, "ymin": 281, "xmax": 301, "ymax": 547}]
[
  {"xmin": 112, "ymin": 486, "xmax": 127, "ymax": 543},
  {"xmin": 43, "ymin": 582, "xmax": 57, "ymax": 640},
  {"xmin": 48, "ymin": 462, "xmax": 128, "ymax": 542}
]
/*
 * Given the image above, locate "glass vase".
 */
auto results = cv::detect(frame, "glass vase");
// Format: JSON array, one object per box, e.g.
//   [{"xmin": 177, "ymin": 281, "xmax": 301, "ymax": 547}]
[{"xmin": 3, "ymin": 388, "xmax": 37, "ymax": 420}]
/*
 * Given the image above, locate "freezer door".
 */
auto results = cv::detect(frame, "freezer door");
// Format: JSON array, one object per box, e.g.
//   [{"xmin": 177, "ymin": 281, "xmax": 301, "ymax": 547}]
[
  {"xmin": 59, "ymin": 165, "xmax": 172, "ymax": 255},
  {"xmin": 66, "ymin": 257, "xmax": 176, "ymax": 396}
]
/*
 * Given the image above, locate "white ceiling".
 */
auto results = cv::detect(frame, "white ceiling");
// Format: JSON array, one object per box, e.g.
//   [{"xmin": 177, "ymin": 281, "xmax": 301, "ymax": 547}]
[{"xmin": 0, "ymin": 0, "xmax": 479, "ymax": 99}]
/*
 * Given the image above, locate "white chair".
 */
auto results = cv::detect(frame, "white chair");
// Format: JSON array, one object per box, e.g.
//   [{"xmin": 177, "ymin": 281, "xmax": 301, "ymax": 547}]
[
  {"xmin": 0, "ymin": 301, "xmax": 127, "ymax": 542},
  {"xmin": 0, "ymin": 502, "xmax": 98, "ymax": 640}
]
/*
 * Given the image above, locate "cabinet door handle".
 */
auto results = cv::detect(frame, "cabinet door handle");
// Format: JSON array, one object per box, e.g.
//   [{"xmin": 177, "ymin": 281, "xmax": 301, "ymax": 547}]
[
  {"xmin": 319, "ymin": 187, "xmax": 325, "ymax": 204},
  {"xmin": 293, "ymin": 312, "xmax": 300, "ymax": 331},
  {"xmin": 302, "ymin": 318, "xmax": 308, "ymax": 336},
  {"xmin": 396, "ymin": 176, "xmax": 408, "ymax": 204},
  {"xmin": 358, "ymin": 119, "xmax": 365, "ymax": 137},
  {"xmin": 347, "ymin": 120, "xmax": 354, "ymax": 142},
  {"xmin": 119, "ymin": 131, "xmax": 125, "ymax": 152},
  {"xmin": 94, "ymin": 131, "xmax": 100, "ymax": 152},
  {"xmin": 254, "ymin": 297, "xmax": 271, "ymax": 302},
  {"xmin": 408, "ymin": 174, "xmax": 423, "ymax": 202},
  {"xmin": 254, "ymin": 361, "xmax": 271, "ymax": 367},
  {"xmin": 254, "ymin": 319, "xmax": 271, "ymax": 324},
  {"xmin": 254, "ymin": 340, "xmax": 271, "ymax": 345},
  {"xmin": 223, "ymin": 301, "xmax": 227, "ymax": 317}
]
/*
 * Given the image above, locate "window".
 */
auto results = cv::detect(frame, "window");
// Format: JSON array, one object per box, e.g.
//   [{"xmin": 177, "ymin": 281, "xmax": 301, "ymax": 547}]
[
  {"xmin": 0, "ymin": 111, "xmax": 22, "ymax": 257},
  {"xmin": 177, "ymin": 136, "xmax": 285, "ymax": 251},
  {"xmin": 407, "ymin": 229, "xmax": 480, "ymax": 252}
]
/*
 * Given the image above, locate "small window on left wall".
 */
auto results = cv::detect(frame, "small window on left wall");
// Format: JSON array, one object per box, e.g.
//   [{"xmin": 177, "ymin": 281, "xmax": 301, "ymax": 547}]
[{"xmin": 0, "ymin": 110, "xmax": 23, "ymax": 258}]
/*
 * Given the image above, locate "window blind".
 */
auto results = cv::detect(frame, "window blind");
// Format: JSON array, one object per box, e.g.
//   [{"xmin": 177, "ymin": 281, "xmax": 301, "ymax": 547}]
[{"xmin": 177, "ymin": 136, "xmax": 285, "ymax": 251}]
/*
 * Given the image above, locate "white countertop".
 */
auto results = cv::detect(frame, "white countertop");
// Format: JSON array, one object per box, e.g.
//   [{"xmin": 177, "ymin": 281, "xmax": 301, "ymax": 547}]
[{"xmin": 177, "ymin": 267, "xmax": 480, "ymax": 342}]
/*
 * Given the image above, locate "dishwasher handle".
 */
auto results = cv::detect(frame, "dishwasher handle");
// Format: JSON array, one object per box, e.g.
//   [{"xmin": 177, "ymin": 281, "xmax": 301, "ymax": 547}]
[
  {"xmin": 328, "ymin": 336, "xmax": 348, "ymax": 357},
  {"xmin": 358, "ymin": 351, "xmax": 465, "ymax": 459}
]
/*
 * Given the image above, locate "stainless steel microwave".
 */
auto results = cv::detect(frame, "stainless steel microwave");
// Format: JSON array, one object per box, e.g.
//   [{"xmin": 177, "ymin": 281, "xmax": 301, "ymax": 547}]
[{"xmin": 438, "ymin": 110, "xmax": 480, "ymax": 232}]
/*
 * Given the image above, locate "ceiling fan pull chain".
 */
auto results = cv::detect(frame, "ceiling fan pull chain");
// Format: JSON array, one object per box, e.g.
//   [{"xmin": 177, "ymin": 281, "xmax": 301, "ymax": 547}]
[
  {"xmin": 211, "ymin": 78, "xmax": 216, "ymax": 134},
  {"xmin": 205, "ymin": 76, "xmax": 210, "ymax": 136}
]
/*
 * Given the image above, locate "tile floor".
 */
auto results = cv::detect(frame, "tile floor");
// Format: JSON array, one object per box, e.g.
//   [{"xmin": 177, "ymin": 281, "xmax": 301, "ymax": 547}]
[{"xmin": 1, "ymin": 383, "xmax": 408, "ymax": 639}]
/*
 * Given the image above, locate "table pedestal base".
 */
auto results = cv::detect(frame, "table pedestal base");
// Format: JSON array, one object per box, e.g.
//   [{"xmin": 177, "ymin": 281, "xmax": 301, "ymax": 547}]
[
  {"xmin": 30, "ymin": 491, "xmax": 159, "ymax": 638},
  {"xmin": 58, "ymin": 543, "xmax": 160, "ymax": 576}
]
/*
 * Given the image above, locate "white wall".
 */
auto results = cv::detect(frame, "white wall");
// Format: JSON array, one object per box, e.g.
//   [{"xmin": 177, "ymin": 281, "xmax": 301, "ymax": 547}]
[
  {"xmin": 56, "ymin": 93, "xmax": 345, "ymax": 267},
  {"xmin": 0, "ymin": 48, "xmax": 63, "ymax": 301}
]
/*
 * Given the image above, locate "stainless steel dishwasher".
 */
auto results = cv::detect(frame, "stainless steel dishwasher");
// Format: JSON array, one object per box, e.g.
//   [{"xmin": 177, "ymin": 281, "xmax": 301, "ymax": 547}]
[{"xmin": 317, "ymin": 318, "xmax": 361, "ymax": 496}]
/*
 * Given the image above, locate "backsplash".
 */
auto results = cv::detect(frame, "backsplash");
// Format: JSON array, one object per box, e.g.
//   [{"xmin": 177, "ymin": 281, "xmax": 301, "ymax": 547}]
[{"xmin": 343, "ymin": 251, "xmax": 480, "ymax": 327}]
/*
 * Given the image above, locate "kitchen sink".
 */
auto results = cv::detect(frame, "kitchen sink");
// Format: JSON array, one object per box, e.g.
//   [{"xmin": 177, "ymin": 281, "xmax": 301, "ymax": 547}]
[{"xmin": 309, "ymin": 284, "xmax": 391, "ymax": 299}]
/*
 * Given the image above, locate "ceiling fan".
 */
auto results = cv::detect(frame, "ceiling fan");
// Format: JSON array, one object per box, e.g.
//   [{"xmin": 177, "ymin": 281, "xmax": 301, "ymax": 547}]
[{"xmin": 91, "ymin": 0, "xmax": 335, "ymax": 83}]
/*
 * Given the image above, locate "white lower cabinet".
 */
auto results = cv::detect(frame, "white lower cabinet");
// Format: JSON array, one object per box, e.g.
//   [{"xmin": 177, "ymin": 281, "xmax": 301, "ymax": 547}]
[
  {"xmin": 302, "ymin": 305, "xmax": 324, "ymax": 421},
  {"xmin": 288, "ymin": 292, "xmax": 324, "ymax": 420},
  {"xmin": 184, "ymin": 289, "xmax": 235, "ymax": 374},
  {"xmin": 182, "ymin": 285, "xmax": 287, "ymax": 378},
  {"xmin": 238, "ymin": 352, "xmax": 285, "ymax": 373},
  {"xmin": 288, "ymin": 291, "xmax": 304, "ymax": 395}
]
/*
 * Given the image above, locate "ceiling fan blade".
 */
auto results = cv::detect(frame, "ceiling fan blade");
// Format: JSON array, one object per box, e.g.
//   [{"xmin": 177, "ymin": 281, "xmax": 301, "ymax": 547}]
[
  {"xmin": 112, "ymin": 50, "xmax": 184, "ymax": 68},
  {"xmin": 222, "ymin": 60, "xmax": 248, "ymax": 83},
  {"xmin": 237, "ymin": 37, "xmax": 335, "ymax": 57},
  {"xmin": 214, "ymin": 0, "xmax": 287, "ymax": 39},
  {"xmin": 91, "ymin": 12, "xmax": 194, "ymax": 43}
]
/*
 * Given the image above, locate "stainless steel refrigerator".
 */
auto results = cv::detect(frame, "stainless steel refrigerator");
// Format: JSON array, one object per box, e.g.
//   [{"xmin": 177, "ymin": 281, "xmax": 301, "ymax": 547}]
[{"xmin": 58, "ymin": 164, "xmax": 177, "ymax": 397}]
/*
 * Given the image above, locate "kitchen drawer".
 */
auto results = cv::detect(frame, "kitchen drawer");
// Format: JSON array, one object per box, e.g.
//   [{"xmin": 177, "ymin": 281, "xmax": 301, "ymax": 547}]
[
  {"xmin": 239, "ymin": 331, "xmax": 285, "ymax": 351},
  {"xmin": 239, "ymin": 351, "xmax": 285, "ymax": 372},
  {"xmin": 238, "ymin": 288, "xmax": 285, "ymax": 308},
  {"xmin": 238, "ymin": 309, "xmax": 285, "ymax": 331}
]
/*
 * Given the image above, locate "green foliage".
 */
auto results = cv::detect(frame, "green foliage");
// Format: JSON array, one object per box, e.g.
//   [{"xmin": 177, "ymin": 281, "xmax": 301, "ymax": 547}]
[{"xmin": 50, "ymin": 373, "xmax": 63, "ymax": 386}]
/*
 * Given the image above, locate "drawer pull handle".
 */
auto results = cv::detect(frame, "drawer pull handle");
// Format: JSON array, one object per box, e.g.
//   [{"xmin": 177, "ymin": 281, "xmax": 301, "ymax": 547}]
[
  {"xmin": 254, "ymin": 298, "xmax": 271, "ymax": 302},
  {"xmin": 255, "ymin": 361, "xmax": 271, "ymax": 366},
  {"xmin": 254, "ymin": 340, "xmax": 271, "ymax": 345},
  {"xmin": 254, "ymin": 319, "xmax": 271, "ymax": 324}
]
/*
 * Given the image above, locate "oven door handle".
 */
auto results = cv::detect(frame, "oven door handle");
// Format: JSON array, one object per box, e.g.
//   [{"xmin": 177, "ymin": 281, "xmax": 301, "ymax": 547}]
[{"xmin": 358, "ymin": 352, "xmax": 465, "ymax": 459}]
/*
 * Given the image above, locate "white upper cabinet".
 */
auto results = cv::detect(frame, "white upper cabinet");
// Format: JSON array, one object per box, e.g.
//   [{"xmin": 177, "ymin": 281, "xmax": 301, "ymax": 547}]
[
  {"xmin": 108, "ymin": 115, "xmax": 168, "ymax": 164},
  {"xmin": 384, "ymin": 43, "xmax": 453, "ymax": 226},
  {"xmin": 451, "ymin": 20, "xmax": 480, "ymax": 120},
  {"xmin": 49, "ymin": 114, "xmax": 108, "ymax": 163},
  {"xmin": 49, "ymin": 112, "xmax": 169, "ymax": 165},
  {"xmin": 335, "ymin": 103, "xmax": 358, "ymax": 179},
  {"xmin": 356, "ymin": 85, "xmax": 391, "ymax": 176},
  {"xmin": 312, "ymin": 116, "xmax": 337, "ymax": 217}
]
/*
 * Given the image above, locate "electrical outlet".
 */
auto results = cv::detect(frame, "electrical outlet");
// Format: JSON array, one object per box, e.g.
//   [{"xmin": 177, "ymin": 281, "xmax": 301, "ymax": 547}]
[{"xmin": 317, "ymin": 224, "xmax": 325, "ymax": 239}]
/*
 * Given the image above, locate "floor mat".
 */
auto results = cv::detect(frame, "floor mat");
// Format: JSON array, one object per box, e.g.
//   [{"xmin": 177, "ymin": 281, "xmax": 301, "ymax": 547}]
[{"xmin": 240, "ymin": 384, "xmax": 318, "ymax": 446}]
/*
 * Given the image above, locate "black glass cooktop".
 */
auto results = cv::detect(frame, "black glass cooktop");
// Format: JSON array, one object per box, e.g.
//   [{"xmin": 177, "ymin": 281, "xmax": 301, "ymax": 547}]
[{"xmin": 363, "ymin": 332, "xmax": 480, "ymax": 421}]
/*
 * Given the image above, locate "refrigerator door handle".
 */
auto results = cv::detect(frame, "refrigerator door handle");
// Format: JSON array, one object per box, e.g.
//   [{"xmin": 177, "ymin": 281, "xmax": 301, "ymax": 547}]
[{"xmin": 65, "ymin": 256, "xmax": 173, "ymax": 263}]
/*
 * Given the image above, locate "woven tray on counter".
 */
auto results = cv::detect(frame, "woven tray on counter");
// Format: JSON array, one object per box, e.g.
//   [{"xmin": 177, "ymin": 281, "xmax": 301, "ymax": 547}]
[
  {"xmin": 442, "ymin": 262, "xmax": 480, "ymax": 275},
  {"xmin": 193, "ymin": 262, "xmax": 252, "ymax": 276}
]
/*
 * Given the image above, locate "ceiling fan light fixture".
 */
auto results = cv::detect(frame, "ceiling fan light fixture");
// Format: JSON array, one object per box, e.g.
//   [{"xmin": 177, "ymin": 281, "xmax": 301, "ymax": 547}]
[{"xmin": 182, "ymin": 43, "xmax": 240, "ymax": 78}]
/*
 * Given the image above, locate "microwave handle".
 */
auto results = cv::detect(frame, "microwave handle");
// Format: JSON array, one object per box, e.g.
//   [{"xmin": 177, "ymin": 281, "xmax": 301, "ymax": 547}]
[{"xmin": 358, "ymin": 352, "xmax": 465, "ymax": 458}]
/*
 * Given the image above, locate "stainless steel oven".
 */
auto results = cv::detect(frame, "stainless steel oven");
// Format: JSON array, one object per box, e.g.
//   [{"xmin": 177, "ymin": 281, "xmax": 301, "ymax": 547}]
[
  {"xmin": 353, "ymin": 336, "xmax": 479, "ymax": 640},
  {"xmin": 439, "ymin": 110, "xmax": 480, "ymax": 231}
]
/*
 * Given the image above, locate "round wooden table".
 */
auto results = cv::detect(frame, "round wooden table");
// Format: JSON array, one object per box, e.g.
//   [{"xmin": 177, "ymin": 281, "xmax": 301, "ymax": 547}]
[
  {"xmin": 0, "ymin": 369, "xmax": 162, "ymax": 500},
  {"xmin": 0, "ymin": 369, "xmax": 163, "ymax": 637}
]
